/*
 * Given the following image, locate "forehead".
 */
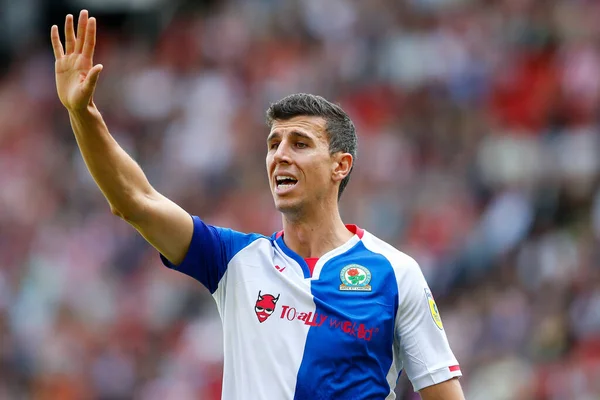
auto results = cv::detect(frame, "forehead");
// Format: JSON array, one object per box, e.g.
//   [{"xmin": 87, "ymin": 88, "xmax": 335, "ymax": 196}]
[{"xmin": 268, "ymin": 115, "xmax": 327, "ymax": 141}]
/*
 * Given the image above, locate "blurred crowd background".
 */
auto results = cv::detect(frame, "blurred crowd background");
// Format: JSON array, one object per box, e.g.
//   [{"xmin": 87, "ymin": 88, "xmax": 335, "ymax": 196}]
[{"xmin": 2, "ymin": 0, "xmax": 600, "ymax": 398}]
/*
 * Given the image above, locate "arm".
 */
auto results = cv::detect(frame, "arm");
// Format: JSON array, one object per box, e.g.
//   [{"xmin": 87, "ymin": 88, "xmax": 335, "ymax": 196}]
[
  {"xmin": 419, "ymin": 378, "xmax": 464, "ymax": 400},
  {"xmin": 51, "ymin": 10, "xmax": 191, "ymax": 264},
  {"xmin": 393, "ymin": 258, "xmax": 463, "ymax": 397}
]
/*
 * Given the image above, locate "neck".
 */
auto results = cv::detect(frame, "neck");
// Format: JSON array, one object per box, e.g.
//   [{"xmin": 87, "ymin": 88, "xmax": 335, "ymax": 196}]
[{"xmin": 281, "ymin": 205, "xmax": 354, "ymax": 259}]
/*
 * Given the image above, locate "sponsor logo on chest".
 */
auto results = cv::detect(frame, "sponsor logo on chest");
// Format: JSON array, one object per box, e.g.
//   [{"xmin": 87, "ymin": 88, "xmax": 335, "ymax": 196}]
[
  {"xmin": 278, "ymin": 304, "xmax": 379, "ymax": 341},
  {"xmin": 253, "ymin": 289, "xmax": 380, "ymax": 341}
]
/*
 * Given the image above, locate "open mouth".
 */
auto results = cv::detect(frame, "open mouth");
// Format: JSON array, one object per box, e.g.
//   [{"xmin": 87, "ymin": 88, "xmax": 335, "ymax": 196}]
[{"xmin": 275, "ymin": 175, "xmax": 298, "ymax": 191}]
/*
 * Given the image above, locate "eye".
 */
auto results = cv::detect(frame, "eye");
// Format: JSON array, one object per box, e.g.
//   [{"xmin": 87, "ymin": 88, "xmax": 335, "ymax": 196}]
[
  {"xmin": 269, "ymin": 142, "xmax": 279, "ymax": 150},
  {"xmin": 296, "ymin": 142, "xmax": 307, "ymax": 149},
  {"xmin": 265, "ymin": 308, "xmax": 274, "ymax": 314},
  {"xmin": 256, "ymin": 306, "xmax": 264, "ymax": 312}
]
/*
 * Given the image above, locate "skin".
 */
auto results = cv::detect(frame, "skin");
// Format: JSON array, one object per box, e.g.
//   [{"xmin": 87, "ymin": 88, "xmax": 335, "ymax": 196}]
[
  {"xmin": 419, "ymin": 378, "xmax": 465, "ymax": 400},
  {"xmin": 266, "ymin": 115, "xmax": 354, "ymax": 258},
  {"xmin": 51, "ymin": 10, "xmax": 465, "ymax": 399},
  {"xmin": 51, "ymin": 11, "xmax": 193, "ymax": 265}
]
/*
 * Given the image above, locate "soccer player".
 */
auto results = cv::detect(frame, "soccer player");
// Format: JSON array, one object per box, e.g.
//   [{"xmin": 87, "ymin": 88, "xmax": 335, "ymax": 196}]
[{"xmin": 51, "ymin": 10, "xmax": 465, "ymax": 400}]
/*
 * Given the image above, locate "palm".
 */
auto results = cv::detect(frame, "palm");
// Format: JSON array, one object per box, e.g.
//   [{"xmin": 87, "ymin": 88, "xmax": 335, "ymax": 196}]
[{"xmin": 51, "ymin": 11, "xmax": 103, "ymax": 111}]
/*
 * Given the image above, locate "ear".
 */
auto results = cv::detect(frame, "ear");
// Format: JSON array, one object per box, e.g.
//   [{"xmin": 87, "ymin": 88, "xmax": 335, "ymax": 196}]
[{"xmin": 331, "ymin": 152, "xmax": 353, "ymax": 184}]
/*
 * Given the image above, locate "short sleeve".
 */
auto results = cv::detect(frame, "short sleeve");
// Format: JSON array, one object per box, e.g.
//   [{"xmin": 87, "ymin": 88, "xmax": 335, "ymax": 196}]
[
  {"xmin": 160, "ymin": 215, "xmax": 264, "ymax": 293},
  {"xmin": 395, "ymin": 259, "xmax": 462, "ymax": 392}
]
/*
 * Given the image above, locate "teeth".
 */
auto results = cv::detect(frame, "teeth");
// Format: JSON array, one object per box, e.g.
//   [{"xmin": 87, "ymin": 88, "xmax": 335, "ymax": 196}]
[
  {"xmin": 276, "ymin": 176, "xmax": 297, "ymax": 183},
  {"xmin": 278, "ymin": 184, "xmax": 295, "ymax": 189}
]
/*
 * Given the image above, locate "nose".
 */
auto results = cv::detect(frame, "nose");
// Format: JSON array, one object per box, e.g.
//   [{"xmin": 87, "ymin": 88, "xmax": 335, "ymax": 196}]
[{"xmin": 273, "ymin": 141, "xmax": 292, "ymax": 164}]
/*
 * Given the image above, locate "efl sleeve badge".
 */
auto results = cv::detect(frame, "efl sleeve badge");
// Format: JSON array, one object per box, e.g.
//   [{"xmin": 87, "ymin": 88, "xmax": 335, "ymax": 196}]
[{"xmin": 424, "ymin": 288, "xmax": 444, "ymax": 330}]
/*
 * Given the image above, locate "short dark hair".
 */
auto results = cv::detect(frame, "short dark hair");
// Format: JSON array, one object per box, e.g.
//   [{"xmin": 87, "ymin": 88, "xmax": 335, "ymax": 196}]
[{"xmin": 266, "ymin": 93, "xmax": 357, "ymax": 199}]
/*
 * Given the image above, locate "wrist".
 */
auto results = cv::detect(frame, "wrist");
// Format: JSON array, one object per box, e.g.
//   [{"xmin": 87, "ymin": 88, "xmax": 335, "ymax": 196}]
[{"xmin": 68, "ymin": 103, "xmax": 100, "ymax": 119}]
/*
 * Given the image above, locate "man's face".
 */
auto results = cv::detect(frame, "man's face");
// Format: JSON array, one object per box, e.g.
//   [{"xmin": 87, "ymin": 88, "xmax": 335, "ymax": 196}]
[{"xmin": 266, "ymin": 116, "xmax": 337, "ymax": 216}]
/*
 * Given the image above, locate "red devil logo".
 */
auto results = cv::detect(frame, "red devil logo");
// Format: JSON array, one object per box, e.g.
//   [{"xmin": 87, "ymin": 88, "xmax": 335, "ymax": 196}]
[{"xmin": 255, "ymin": 291, "xmax": 280, "ymax": 323}]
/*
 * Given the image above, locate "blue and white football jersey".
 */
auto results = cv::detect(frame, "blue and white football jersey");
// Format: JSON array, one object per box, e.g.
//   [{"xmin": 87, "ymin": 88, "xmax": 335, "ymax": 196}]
[{"xmin": 160, "ymin": 216, "xmax": 461, "ymax": 400}]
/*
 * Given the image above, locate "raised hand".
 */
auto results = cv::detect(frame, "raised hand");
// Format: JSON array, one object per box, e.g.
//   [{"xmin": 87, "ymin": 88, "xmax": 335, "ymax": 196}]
[{"xmin": 51, "ymin": 10, "xmax": 103, "ymax": 111}]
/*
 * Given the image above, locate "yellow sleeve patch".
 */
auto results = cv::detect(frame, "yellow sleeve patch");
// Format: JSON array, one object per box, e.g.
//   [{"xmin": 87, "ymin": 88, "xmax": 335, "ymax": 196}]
[{"xmin": 425, "ymin": 288, "xmax": 444, "ymax": 330}]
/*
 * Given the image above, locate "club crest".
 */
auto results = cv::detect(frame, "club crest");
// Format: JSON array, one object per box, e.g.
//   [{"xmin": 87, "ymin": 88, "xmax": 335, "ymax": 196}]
[{"xmin": 339, "ymin": 264, "xmax": 372, "ymax": 291}]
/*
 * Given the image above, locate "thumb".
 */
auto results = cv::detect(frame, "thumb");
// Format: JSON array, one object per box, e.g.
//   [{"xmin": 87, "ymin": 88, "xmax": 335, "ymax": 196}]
[{"xmin": 84, "ymin": 64, "xmax": 103, "ymax": 92}]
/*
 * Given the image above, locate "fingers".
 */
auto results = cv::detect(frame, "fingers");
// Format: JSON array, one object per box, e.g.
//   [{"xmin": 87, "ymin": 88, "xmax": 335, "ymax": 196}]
[
  {"xmin": 75, "ymin": 10, "xmax": 89, "ymax": 54},
  {"xmin": 50, "ymin": 25, "xmax": 64, "ymax": 60},
  {"xmin": 62, "ymin": 11, "xmax": 95, "ymax": 56},
  {"xmin": 64, "ymin": 14, "xmax": 76, "ymax": 54},
  {"xmin": 83, "ymin": 17, "xmax": 96, "ymax": 62}
]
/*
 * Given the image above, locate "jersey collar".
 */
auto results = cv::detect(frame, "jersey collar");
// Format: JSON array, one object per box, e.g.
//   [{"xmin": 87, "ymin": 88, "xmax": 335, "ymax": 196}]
[
  {"xmin": 274, "ymin": 224, "xmax": 364, "ymax": 240},
  {"xmin": 272, "ymin": 225, "xmax": 364, "ymax": 279}
]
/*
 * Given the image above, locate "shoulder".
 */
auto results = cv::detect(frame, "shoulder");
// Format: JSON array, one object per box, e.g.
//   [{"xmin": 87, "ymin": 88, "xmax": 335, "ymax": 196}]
[
  {"xmin": 361, "ymin": 231, "xmax": 420, "ymax": 272},
  {"xmin": 190, "ymin": 216, "xmax": 271, "ymax": 257},
  {"xmin": 196, "ymin": 216, "xmax": 269, "ymax": 243},
  {"xmin": 360, "ymin": 231, "xmax": 423, "ymax": 284},
  {"xmin": 362, "ymin": 232, "xmax": 436, "ymax": 322}
]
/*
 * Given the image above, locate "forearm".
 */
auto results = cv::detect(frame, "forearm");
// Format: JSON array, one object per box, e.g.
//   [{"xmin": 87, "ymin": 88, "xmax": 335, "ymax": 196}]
[
  {"xmin": 68, "ymin": 103, "xmax": 154, "ymax": 220},
  {"xmin": 420, "ymin": 378, "xmax": 464, "ymax": 400}
]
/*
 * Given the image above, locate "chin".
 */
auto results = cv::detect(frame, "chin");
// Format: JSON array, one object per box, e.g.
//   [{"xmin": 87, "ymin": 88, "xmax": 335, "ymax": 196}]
[{"xmin": 273, "ymin": 197, "xmax": 303, "ymax": 217}]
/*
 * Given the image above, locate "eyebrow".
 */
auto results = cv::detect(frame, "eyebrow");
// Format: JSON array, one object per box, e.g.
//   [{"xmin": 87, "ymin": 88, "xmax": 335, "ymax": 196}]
[{"xmin": 266, "ymin": 130, "xmax": 314, "ymax": 143}]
